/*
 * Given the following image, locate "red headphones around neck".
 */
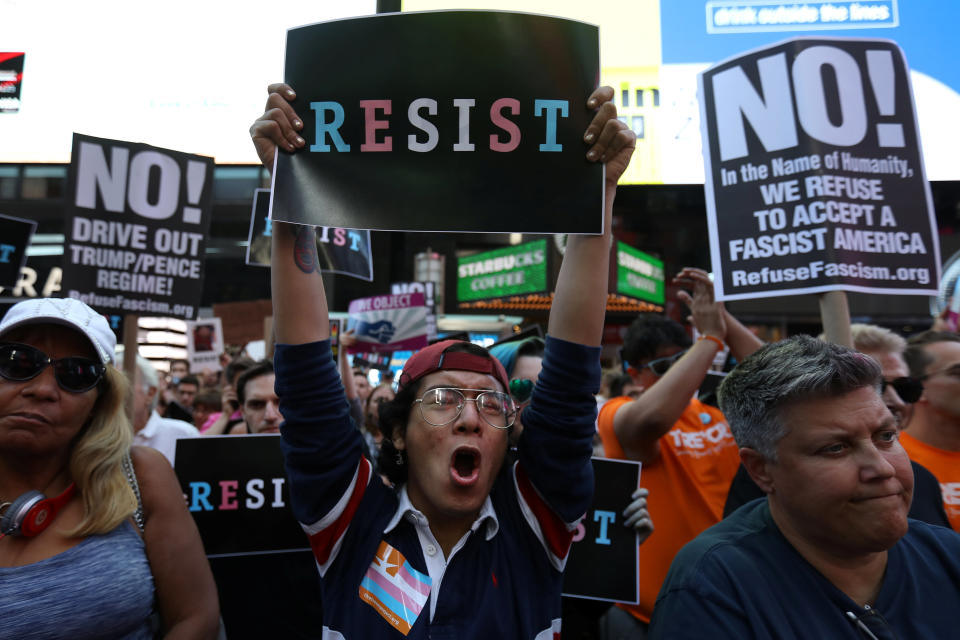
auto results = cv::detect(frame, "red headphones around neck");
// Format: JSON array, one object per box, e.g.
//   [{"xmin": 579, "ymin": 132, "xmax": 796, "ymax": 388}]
[{"xmin": 0, "ymin": 484, "xmax": 76, "ymax": 538}]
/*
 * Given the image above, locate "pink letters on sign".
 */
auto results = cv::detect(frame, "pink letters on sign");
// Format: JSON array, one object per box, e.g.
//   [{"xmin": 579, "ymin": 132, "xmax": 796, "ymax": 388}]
[
  {"xmin": 490, "ymin": 98, "xmax": 521, "ymax": 152},
  {"xmin": 219, "ymin": 480, "xmax": 239, "ymax": 510},
  {"xmin": 360, "ymin": 100, "xmax": 393, "ymax": 152}
]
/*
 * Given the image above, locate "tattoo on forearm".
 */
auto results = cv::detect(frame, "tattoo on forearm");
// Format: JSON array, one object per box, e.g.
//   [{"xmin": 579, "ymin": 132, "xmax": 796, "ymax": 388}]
[{"xmin": 292, "ymin": 226, "xmax": 320, "ymax": 274}]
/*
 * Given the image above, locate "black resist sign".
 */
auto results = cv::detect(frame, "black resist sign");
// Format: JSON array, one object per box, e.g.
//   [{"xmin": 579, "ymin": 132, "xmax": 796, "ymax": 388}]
[
  {"xmin": 175, "ymin": 435, "xmax": 306, "ymax": 557},
  {"xmin": 62, "ymin": 134, "xmax": 214, "ymax": 319},
  {"xmin": 0, "ymin": 214, "xmax": 36, "ymax": 289},
  {"xmin": 272, "ymin": 11, "xmax": 601, "ymax": 235},
  {"xmin": 699, "ymin": 38, "xmax": 940, "ymax": 301},
  {"xmin": 245, "ymin": 188, "xmax": 374, "ymax": 281},
  {"xmin": 562, "ymin": 458, "xmax": 640, "ymax": 604}
]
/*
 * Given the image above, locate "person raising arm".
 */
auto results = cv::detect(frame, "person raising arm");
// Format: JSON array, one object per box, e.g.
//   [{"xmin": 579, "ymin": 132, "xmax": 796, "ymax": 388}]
[{"xmin": 251, "ymin": 82, "xmax": 634, "ymax": 639}]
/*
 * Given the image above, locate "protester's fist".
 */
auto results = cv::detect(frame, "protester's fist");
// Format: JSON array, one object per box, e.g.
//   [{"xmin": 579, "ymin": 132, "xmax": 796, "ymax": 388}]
[
  {"xmin": 340, "ymin": 329, "xmax": 359, "ymax": 349},
  {"xmin": 623, "ymin": 487, "xmax": 654, "ymax": 545},
  {"xmin": 582, "ymin": 86, "xmax": 636, "ymax": 188},
  {"xmin": 250, "ymin": 83, "xmax": 307, "ymax": 172}
]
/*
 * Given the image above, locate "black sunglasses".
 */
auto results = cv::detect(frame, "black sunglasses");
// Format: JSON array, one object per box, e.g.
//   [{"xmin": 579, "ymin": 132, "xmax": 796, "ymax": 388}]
[
  {"xmin": 0, "ymin": 342, "xmax": 106, "ymax": 393},
  {"xmin": 638, "ymin": 349, "xmax": 689, "ymax": 377},
  {"xmin": 881, "ymin": 376, "xmax": 923, "ymax": 404}
]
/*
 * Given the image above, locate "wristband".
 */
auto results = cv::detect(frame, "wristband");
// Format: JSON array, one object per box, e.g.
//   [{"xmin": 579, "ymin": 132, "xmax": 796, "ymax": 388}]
[{"xmin": 698, "ymin": 334, "xmax": 725, "ymax": 352}]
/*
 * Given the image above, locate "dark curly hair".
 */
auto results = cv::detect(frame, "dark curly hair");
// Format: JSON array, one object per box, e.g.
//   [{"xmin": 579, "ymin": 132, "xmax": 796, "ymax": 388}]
[{"xmin": 621, "ymin": 313, "xmax": 692, "ymax": 366}]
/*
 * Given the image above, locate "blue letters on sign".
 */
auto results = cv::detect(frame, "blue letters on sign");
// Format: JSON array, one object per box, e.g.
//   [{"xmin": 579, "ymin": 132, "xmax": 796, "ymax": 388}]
[
  {"xmin": 0, "ymin": 244, "xmax": 14, "ymax": 263},
  {"xmin": 189, "ymin": 481, "xmax": 214, "ymax": 512},
  {"xmin": 310, "ymin": 102, "xmax": 351, "ymax": 152},
  {"xmin": 593, "ymin": 510, "xmax": 616, "ymax": 545},
  {"xmin": 534, "ymin": 100, "xmax": 569, "ymax": 152}
]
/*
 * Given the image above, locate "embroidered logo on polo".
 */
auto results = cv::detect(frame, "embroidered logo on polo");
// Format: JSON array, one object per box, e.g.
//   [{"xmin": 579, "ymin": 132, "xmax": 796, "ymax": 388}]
[{"xmin": 359, "ymin": 540, "xmax": 432, "ymax": 635}]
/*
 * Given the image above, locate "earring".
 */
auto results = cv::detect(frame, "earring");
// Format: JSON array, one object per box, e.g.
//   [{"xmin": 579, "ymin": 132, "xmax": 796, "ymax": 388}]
[{"xmin": 395, "ymin": 450, "xmax": 404, "ymax": 466}]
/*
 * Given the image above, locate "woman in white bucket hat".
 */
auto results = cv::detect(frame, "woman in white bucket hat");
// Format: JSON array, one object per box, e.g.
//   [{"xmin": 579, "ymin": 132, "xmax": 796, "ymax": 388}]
[{"xmin": 0, "ymin": 297, "xmax": 219, "ymax": 639}]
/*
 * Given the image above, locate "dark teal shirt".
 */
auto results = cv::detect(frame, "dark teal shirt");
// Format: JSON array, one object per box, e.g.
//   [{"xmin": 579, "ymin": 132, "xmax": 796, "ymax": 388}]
[{"xmin": 650, "ymin": 498, "xmax": 960, "ymax": 639}]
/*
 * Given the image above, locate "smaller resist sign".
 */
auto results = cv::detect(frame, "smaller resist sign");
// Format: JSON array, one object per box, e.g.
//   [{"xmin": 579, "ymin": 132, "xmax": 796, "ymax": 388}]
[
  {"xmin": 457, "ymin": 239, "xmax": 547, "ymax": 303},
  {"xmin": 616, "ymin": 243, "xmax": 665, "ymax": 305}
]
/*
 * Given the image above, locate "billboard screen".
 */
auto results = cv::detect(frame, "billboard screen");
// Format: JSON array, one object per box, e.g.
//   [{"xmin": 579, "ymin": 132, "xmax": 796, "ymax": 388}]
[{"xmin": 404, "ymin": 1, "xmax": 960, "ymax": 184}]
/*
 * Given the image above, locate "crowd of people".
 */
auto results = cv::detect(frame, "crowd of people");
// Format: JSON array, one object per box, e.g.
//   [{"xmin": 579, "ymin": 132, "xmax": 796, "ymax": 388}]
[{"xmin": 2, "ymin": 78, "xmax": 960, "ymax": 639}]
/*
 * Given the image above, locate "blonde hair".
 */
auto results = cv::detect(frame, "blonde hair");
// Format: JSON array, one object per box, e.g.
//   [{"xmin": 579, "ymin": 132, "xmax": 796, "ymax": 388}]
[
  {"xmin": 817, "ymin": 323, "xmax": 907, "ymax": 355},
  {"xmin": 66, "ymin": 366, "xmax": 138, "ymax": 537}
]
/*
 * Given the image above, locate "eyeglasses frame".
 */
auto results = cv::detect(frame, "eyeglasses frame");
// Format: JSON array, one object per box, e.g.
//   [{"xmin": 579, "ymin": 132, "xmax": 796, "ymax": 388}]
[{"xmin": 413, "ymin": 387, "xmax": 517, "ymax": 430}]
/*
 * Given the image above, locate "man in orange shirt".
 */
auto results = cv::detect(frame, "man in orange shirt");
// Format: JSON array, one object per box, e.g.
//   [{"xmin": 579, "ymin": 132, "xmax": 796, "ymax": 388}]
[
  {"xmin": 903, "ymin": 331, "xmax": 960, "ymax": 530},
  {"xmin": 597, "ymin": 267, "xmax": 762, "ymax": 634}
]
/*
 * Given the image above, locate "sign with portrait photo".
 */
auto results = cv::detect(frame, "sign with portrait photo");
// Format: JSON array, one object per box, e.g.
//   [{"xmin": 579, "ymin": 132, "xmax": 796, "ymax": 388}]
[{"xmin": 186, "ymin": 317, "xmax": 224, "ymax": 374}]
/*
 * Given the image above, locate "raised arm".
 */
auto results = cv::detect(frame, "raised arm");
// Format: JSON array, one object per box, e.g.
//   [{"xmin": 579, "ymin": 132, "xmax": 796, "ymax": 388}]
[
  {"xmin": 249, "ymin": 83, "xmax": 326, "ymax": 345},
  {"xmin": 548, "ymin": 86, "xmax": 636, "ymax": 346},
  {"xmin": 612, "ymin": 268, "xmax": 727, "ymax": 463},
  {"xmin": 250, "ymin": 83, "xmax": 368, "ymax": 534},
  {"xmin": 516, "ymin": 88, "xmax": 636, "ymax": 529}
]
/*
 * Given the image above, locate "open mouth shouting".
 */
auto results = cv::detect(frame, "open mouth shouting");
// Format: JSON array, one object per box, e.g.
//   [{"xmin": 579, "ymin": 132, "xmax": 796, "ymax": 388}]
[{"xmin": 450, "ymin": 446, "xmax": 481, "ymax": 487}]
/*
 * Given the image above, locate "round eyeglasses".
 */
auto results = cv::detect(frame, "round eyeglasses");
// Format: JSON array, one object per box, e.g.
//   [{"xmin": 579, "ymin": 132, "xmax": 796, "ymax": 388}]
[{"xmin": 413, "ymin": 387, "xmax": 517, "ymax": 430}]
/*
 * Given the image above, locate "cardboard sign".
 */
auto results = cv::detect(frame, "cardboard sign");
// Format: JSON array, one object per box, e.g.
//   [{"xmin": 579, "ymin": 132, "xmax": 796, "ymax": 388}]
[
  {"xmin": 0, "ymin": 53, "xmax": 24, "ymax": 114},
  {"xmin": 0, "ymin": 213, "xmax": 36, "ymax": 288},
  {"xmin": 562, "ymin": 457, "xmax": 641, "ymax": 604},
  {"xmin": 186, "ymin": 317, "xmax": 224, "ymax": 374},
  {"xmin": 699, "ymin": 38, "xmax": 939, "ymax": 301},
  {"xmin": 347, "ymin": 292, "xmax": 428, "ymax": 354},
  {"xmin": 62, "ymin": 133, "xmax": 214, "ymax": 319},
  {"xmin": 271, "ymin": 11, "xmax": 602, "ymax": 234},
  {"xmin": 457, "ymin": 240, "xmax": 549, "ymax": 303},
  {"xmin": 245, "ymin": 187, "xmax": 374, "ymax": 281},
  {"xmin": 616, "ymin": 242, "xmax": 665, "ymax": 305}
]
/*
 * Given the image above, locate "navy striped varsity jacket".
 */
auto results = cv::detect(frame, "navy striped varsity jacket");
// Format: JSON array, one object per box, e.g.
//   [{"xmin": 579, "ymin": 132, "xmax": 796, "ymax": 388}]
[{"xmin": 275, "ymin": 336, "xmax": 599, "ymax": 639}]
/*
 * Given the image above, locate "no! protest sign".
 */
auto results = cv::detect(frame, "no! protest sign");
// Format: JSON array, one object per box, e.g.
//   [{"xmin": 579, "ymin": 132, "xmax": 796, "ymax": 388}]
[
  {"xmin": 699, "ymin": 38, "xmax": 939, "ymax": 301},
  {"xmin": 62, "ymin": 133, "xmax": 213, "ymax": 319}
]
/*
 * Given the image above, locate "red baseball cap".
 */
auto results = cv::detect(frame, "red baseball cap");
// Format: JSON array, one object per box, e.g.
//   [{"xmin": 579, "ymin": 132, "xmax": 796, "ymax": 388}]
[{"xmin": 398, "ymin": 340, "xmax": 510, "ymax": 392}]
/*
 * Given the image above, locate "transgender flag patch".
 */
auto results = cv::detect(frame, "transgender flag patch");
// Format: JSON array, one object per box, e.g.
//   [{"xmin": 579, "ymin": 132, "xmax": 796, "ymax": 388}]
[{"xmin": 359, "ymin": 540, "xmax": 433, "ymax": 635}]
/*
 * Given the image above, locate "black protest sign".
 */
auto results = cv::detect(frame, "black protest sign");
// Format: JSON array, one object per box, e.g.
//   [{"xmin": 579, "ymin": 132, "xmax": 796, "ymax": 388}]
[
  {"xmin": 177, "ymin": 435, "xmax": 324, "ymax": 638},
  {"xmin": 0, "ymin": 214, "xmax": 36, "ymax": 288},
  {"xmin": 62, "ymin": 133, "xmax": 213, "ymax": 319},
  {"xmin": 562, "ymin": 457, "xmax": 640, "ymax": 604},
  {"xmin": 699, "ymin": 38, "xmax": 939, "ymax": 301},
  {"xmin": 272, "ymin": 11, "xmax": 601, "ymax": 234},
  {"xmin": 175, "ymin": 435, "xmax": 307, "ymax": 557},
  {"xmin": 245, "ymin": 187, "xmax": 373, "ymax": 280}
]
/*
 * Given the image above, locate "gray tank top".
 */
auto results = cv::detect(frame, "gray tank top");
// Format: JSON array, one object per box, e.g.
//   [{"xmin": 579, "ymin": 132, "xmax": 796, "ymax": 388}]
[{"xmin": 0, "ymin": 521, "xmax": 156, "ymax": 639}]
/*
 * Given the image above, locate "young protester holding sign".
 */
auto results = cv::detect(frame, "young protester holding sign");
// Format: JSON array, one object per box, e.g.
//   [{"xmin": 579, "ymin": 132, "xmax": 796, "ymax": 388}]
[{"xmin": 251, "ymin": 82, "xmax": 634, "ymax": 638}]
